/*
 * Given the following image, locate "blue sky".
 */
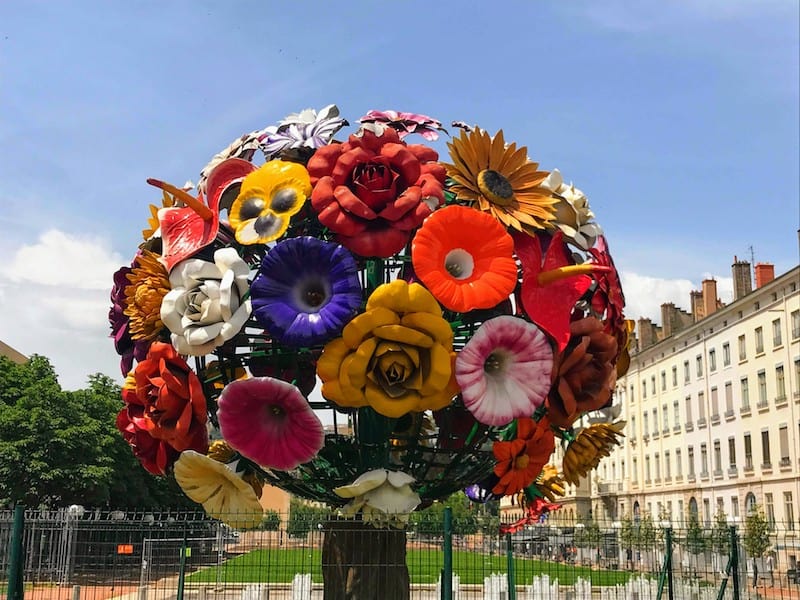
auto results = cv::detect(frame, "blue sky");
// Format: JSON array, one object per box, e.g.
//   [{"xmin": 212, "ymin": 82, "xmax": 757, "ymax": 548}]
[{"xmin": 0, "ymin": 1, "xmax": 798, "ymax": 388}]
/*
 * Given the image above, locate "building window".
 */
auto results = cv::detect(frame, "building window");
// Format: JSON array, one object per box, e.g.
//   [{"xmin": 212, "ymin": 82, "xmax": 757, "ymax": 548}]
[
  {"xmin": 698, "ymin": 391, "xmax": 706, "ymax": 423},
  {"xmin": 776, "ymin": 365, "xmax": 786, "ymax": 401},
  {"xmin": 792, "ymin": 310, "xmax": 800, "ymax": 339},
  {"xmin": 652, "ymin": 409, "xmax": 658, "ymax": 436},
  {"xmin": 662, "ymin": 404, "xmax": 668, "ymax": 433},
  {"xmin": 661, "ymin": 371, "xmax": 666, "ymax": 391},
  {"xmin": 738, "ymin": 334, "xmax": 747, "ymax": 361},
  {"xmin": 779, "ymin": 425, "xmax": 790, "ymax": 466},
  {"xmin": 785, "ymin": 493, "xmax": 795, "ymax": 530},
  {"xmin": 713, "ymin": 440, "xmax": 722, "ymax": 475},
  {"xmin": 672, "ymin": 366, "xmax": 678, "ymax": 387},
  {"xmin": 710, "ymin": 387, "xmax": 719, "ymax": 420},
  {"xmin": 673, "ymin": 400, "xmax": 680, "ymax": 429},
  {"xmin": 642, "ymin": 380, "xmax": 647, "ymax": 398},
  {"xmin": 654, "ymin": 453, "xmax": 661, "ymax": 481},
  {"xmin": 696, "ymin": 355, "xmax": 703, "ymax": 377},
  {"xmin": 630, "ymin": 384, "xmax": 635, "ymax": 402},
  {"xmin": 632, "ymin": 457, "xmax": 638, "ymax": 483},
  {"xmin": 703, "ymin": 499, "xmax": 711, "ymax": 526},
  {"xmin": 651, "ymin": 375, "xmax": 656, "ymax": 395},
  {"xmin": 757, "ymin": 370, "xmax": 767, "ymax": 408},
  {"xmin": 755, "ymin": 326, "xmax": 764, "ymax": 354},
  {"xmin": 773, "ymin": 318, "xmax": 782, "ymax": 347},
  {"xmin": 688, "ymin": 446, "xmax": 695, "ymax": 477},
  {"xmin": 675, "ymin": 449, "xmax": 683, "ymax": 477},
  {"xmin": 731, "ymin": 497, "xmax": 739, "ymax": 518},
  {"xmin": 665, "ymin": 451, "xmax": 671, "ymax": 479},
  {"xmin": 761, "ymin": 429, "xmax": 771, "ymax": 468},
  {"xmin": 643, "ymin": 413, "xmax": 649, "ymax": 437},
  {"xmin": 645, "ymin": 456, "xmax": 651, "ymax": 482},
  {"xmin": 684, "ymin": 360, "xmax": 690, "ymax": 383},
  {"xmin": 744, "ymin": 434, "xmax": 753, "ymax": 470},
  {"xmin": 700, "ymin": 443, "xmax": 708, "ymax": 477},
  {"xmin": 631, "ymin": 415, "xmax": 637, "ymax": 439},
  {"xmin": 765, "ymin": 493, "xmax": 775, "ymax": 529},
  {"xmin": 722, "ymin": 342, "xmax": 731, "ymax": 367},
  {"xmin": 728, "ymin": 437, "xmax": 736, "ymax": 468},
  {"xmin": 685, "ymin": 395, "xmax": 693, "ymax": 425},
  {"xmin": 741, "ymin": 377, "xmax": 750, "ymax": 410},
  {"xmin": 725, "ymin": 382, "xmax": 733, "ymax": 415},
  {"xmin": 709, "ymin": 349, "xmax": 717, "ymax": 372}
]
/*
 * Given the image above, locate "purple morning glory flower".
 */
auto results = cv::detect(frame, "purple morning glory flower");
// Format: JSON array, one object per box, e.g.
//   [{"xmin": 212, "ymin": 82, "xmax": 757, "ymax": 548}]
[
  {"xmin": 464, "ymin": 474, "xmax": 502, "ymax": 503},
  {"xmin": 251, "ymin": 237, "xmax": 362, "ymax": 347}
]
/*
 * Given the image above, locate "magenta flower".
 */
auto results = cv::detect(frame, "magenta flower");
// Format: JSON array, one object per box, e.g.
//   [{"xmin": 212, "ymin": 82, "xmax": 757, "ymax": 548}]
[
  {"xmin": 455, "ymin": 316, "xmax": 554, "ymax": 426},
  {"xmin": 217, "ymin": 377, "xmax": 324, "ymax": 470},
  {"xmin": 359, "ymin": 110, "xmax": 447, "ymax": 141}
]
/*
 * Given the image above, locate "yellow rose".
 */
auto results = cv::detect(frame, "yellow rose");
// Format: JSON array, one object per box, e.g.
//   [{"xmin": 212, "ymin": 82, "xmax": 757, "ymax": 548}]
[{"xmin": 317, "ymin": 280, "xmax": 457, "ymax": 418}]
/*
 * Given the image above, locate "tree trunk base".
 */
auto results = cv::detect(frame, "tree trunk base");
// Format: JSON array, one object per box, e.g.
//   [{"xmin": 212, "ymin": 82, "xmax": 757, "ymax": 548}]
[{"xmin": 322, "ymin": 519, "xmax": 410, "ymax": 600}]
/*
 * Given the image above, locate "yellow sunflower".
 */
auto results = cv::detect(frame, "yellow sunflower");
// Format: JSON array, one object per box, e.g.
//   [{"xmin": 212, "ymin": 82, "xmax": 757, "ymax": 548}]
[
  {"xmin": 123, "ymin": 250, "xmax": 170, "ymax": 341},
  {"xmin": 444, "ymin": 128, "xmax": 558, "ymax": 232}
]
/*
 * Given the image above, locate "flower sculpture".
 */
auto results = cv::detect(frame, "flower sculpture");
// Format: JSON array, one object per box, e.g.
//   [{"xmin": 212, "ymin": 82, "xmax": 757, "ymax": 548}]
[
  {"xmin": 317, "ymin": 280, "xmax": 456, "ymax": 418},
  {"xmin": 251, "ymin": 237, "xmax": 362, "ymax": 347},
  {"xmin": 218, "ymin": 377, "xmax": 325, "ymax": 470},
  {"xmin": 334, "ymin": 469, "xmax": 421, "ymax": 528},
  {"xmin": 307, "ymin": 128, "xmax": 446, "ymax": 257},
  {"xmin": 160, "ymin": 248, "xmax": 252, "ymax": 355},
  {"xmin": 111, "ymin": 104, "xmax": 627, "ymax": 539}
]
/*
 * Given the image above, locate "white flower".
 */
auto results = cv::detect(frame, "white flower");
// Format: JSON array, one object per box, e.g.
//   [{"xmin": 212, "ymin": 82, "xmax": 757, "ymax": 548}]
[
  {"xmin": 258, "ymin": 104, "xmax": 347, "ymax": 159},
  {"xmin": 160, "ymin": 248, "xmax": 252, "ymax": 356},
  {"xmin": 541, "ymin": 169, "xmax": 603, "ymax": 251},
  {"xmin": 334, "ymin": 469, "xmax": 421, "ymax": 528}
]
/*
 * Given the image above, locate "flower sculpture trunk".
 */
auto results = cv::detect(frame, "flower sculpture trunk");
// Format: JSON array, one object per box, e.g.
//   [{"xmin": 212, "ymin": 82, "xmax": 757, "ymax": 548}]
[{"xmin": 110, "ymin": 104, "xmax": 629, "ymax": 597}]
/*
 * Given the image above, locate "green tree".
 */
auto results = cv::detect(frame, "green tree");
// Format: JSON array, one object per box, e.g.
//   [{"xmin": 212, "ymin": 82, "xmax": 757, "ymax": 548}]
[
  {"xmin": 0, "ymin": 357, "xmax": 192, "ymax": 508},
  {"xmin": 685, "ymin": 512, "xmax": 707, "ymax": 555},
  {"xmin": 710, "ymin": 509, "xmax": 730, "ymax": 555},
  {"xmin": 635, "ymin": 514, "xmax": 657, "ymax": 552},
  {"xmin": 409, "ymin": 492, "xmax": 480, "ymax": 536},
  {"xmin": 261, "ymin": 510, "xmax": 281, "ymax": 531},
  {"xmin": 743, "ymin": 505, "xmax": 770, "ymax": 559},
  {"xmin": 287, "ymin": 498, "xmax": 328, "ymax": 537},
  {"xmin": 574, "ymin": 518, "xmax": 601, "ymax": 548}
]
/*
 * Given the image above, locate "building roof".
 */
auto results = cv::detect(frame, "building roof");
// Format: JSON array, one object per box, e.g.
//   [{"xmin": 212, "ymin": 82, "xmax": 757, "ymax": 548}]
[{"xmin": 0, "ymin": 340, "xmax": 27, "ymax": 364}]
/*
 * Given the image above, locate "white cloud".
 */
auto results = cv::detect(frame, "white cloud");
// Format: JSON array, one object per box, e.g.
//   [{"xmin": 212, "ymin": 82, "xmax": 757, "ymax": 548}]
[
  {"xmin": 0, "ymin": 230, "xmax": 125, "ymax": 390},
  {"xmin": 621, "ymin": 270, "xmax": 734, "ymax": 325}
]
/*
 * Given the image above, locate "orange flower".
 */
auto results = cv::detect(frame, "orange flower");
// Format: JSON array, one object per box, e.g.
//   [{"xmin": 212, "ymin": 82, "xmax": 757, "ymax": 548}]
[
  {"xmin": 492, "ymin": 417, "xmax": 555, "ymax": 496},
  {"xmin": 121, "ymin": 342, "xmax": 209, "ymax": 454},
  {"xmin": 411, "ymin": 205, "xmax": 518, "ymax": 313},
  {"xmin": 124, "ymin": 251, "xmax": 170, "ymax": 341}
]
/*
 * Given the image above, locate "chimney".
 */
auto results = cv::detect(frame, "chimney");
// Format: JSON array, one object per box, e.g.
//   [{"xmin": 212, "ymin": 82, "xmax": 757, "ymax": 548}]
[
  {"xmin": 754, "ymin": 263, "xmax": 775, "ymax": 288},
  {"xmin": 691, "ymin": 290, "xmax": 704, "ymax": 322},
  {"xmin": 702, "ymin": 279, "xmax": 718, "ymax": 318},
  {"xmin": 637, "ymin": 317, "xmax": 654, "ymax": 350},
  {"xmin": 661, "ymin": 303, "xmax": 675, "ymax": 338},
  {"xmin": 731, "ymin": 256, "xmax": 752, "ymax": 300}
]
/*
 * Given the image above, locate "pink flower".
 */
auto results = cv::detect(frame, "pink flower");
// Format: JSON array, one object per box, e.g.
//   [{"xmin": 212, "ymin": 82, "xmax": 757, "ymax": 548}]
[
  {"xmin": 359, "ymin": 110, "xmax": 447, "ymax": 141},
  {"xmin": 455, "ymin": 316, "xmax": 554, "ymax": 426},
  {"xmin": 217, "ymin": 377, "xmax": 324, "ymax": 470}
]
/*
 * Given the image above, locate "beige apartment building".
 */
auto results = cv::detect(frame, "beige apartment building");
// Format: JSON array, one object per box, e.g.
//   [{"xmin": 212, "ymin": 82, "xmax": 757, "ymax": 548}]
[{"xmin": 503, "ymin": 258, "xmax": 800, "ymax": 531}]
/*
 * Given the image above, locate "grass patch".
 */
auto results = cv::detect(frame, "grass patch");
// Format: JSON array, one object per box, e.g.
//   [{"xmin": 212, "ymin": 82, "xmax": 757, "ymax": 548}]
[{"xmin": 186, "ymin": 548, "xmax": 633, "ymax": 586}]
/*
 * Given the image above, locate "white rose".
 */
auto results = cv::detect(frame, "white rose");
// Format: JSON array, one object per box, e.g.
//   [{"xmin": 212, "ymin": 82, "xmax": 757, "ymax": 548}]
[
  {"xmin": 541, "ymin": 169, "xmax": 602, "ymax": 250},
  {"xmin": 161, "ymin": 248, "xmax": 252, "ymax": 356}
]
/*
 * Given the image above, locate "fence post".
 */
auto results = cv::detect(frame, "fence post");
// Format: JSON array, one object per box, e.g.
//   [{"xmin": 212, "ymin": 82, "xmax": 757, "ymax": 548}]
[
  {"xmin": 506, "ymin": 532, "xmax": 516, "ymax": 600},
  {"xmin": 656, "ymin": 527, "xmax": 673, "ymax": 600},
  {"xmin": 176, "ymin": 534, "xmax": 187, "ymax": 600},
  {"xmin": 730, "ymin": 526, "xmax": 740, "ymax": 600},
  {"xmin": 5, "ymin": 504, "xmax": 24, "ymax": 600},
  {"xmin": 442, "ymin": 507, "xmax": 452, "ymax": 600}
]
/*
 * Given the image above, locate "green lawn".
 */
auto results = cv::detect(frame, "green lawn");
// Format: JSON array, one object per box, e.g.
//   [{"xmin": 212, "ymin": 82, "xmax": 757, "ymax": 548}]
[{"xmin": 186, "ymin": 548, "xmax": 634, "ymax": 586}]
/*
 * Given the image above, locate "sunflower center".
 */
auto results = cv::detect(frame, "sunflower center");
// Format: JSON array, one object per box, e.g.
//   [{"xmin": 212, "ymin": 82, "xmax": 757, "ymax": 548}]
[
  {"xmin": 477, "ymin": 169, "xmax": 514, "ymax": 206},
  {"xmin": 483, "ymin": 352, "xmax": 505, "ymax": 374},
  {"xmin": 444, "ymin": 248, "xmax": 475, "ymax": 280},
  {"xmin": 514, "ymin": 454, "xmax": 530, "ymax": 470}
]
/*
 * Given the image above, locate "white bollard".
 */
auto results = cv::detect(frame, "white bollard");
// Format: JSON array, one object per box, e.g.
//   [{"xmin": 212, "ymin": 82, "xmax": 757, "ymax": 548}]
[
  {"xmin": 72, "ymin": 585, "xmax": 81, "ymax": 600},
  {"xmin": 484, "ymin": 574, "xmax": 508, "ymax": 599},
  {"xmin": 291, "ymin": 573, "xmax": 312, "ymax": 600},
  {"xmin": 137, "ymin": 585, "xmax": 148, "ymax": 600}
]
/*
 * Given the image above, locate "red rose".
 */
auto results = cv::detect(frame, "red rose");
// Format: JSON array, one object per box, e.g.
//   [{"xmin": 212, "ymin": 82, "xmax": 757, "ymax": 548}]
[
  {"xmin": 121, "ymin": 342, "xmax": 209, "ymax": 454},
  {"xmin": 116, "ymin": 409, "xmax": 179, "ymax": 475},
  {"xmin": 307, "ymin": 129, "xmax": 445, "ymax": 257}
]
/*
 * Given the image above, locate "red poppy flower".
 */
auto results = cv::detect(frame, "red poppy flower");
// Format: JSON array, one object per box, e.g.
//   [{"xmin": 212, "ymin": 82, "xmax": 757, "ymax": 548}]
[
  {"xmin": 492, "ymin": 417, "xmax": 555, "ymax": 496},
  {"xmin": 588, "ymin": 235, "xmax": 627, "ymax": 344},
  {"xmin": 121, "ymin": 342, "xmax": 209, "ymax": 453},
  {"xmin": 116, "ymin": 409, "xmax": 179, "ymax": 476},
  {"xmin": 307, "ymin": 128, "xmax": 446, "ymax": 257}
]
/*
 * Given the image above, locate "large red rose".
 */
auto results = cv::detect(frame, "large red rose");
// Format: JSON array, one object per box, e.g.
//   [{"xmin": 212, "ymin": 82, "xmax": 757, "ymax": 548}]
[
  {"xmin": 116, "ymin": 409, "xmax": 179, "ymax": 475},
  {"xmin": 307, "ymin": 128, "xmax": 445, "ymax": 257},
  {"xmin": 121, "ymin": 342, "xmax": 209, "ymax": 454}
]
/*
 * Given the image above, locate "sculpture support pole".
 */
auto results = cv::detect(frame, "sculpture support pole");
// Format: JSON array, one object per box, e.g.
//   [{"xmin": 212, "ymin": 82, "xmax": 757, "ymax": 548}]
[{"xmin": 322, "ymin": 519, "xmax": 409, "ymax": 600}]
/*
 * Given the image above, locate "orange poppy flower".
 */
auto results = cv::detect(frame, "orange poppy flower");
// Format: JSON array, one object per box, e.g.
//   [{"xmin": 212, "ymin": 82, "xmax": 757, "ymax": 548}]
[
  {"xmin": 411, "ymin": 205, "xmax": 518, "ymax": 313},
  {"xmin": 492, "ymin": 417, "xmax": 555, "ymax": 496}
]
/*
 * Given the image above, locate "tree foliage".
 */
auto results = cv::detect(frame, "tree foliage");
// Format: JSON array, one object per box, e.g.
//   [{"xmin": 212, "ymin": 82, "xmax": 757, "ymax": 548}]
[
  {"xmin": 710, "ymin": 509, "xmax": 730, "ymax": 554},
  {"xmin": 743, "ymin": 505, "xmax": 771, "ymax": 558},
  {"xmin": 685, "ymin": 512, "xmax": 707, "ymax": 554},
  {"xmin": 261, "ymin": 509, "xmax": 282, "ymax": 531},
  {"xmin": 287, "ymin": 498, "xmax": 328, "ymax": 537},
  {"xmin": 409, "ymin": 492, "xmax": 482, "ymax": 536},
  {"xmin": 574, "ymin": 518, "xmax": 601, "ymax": 548},
  {"xmin": 0, "ymin": 356, "xmax": 193, "ymax": 509}
]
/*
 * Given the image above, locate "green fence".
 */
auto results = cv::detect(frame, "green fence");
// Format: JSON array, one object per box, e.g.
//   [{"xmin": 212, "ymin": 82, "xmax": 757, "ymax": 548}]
[{"xmin": 2, "ymin": 507, "xmax": 800, "ymax": 599}]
